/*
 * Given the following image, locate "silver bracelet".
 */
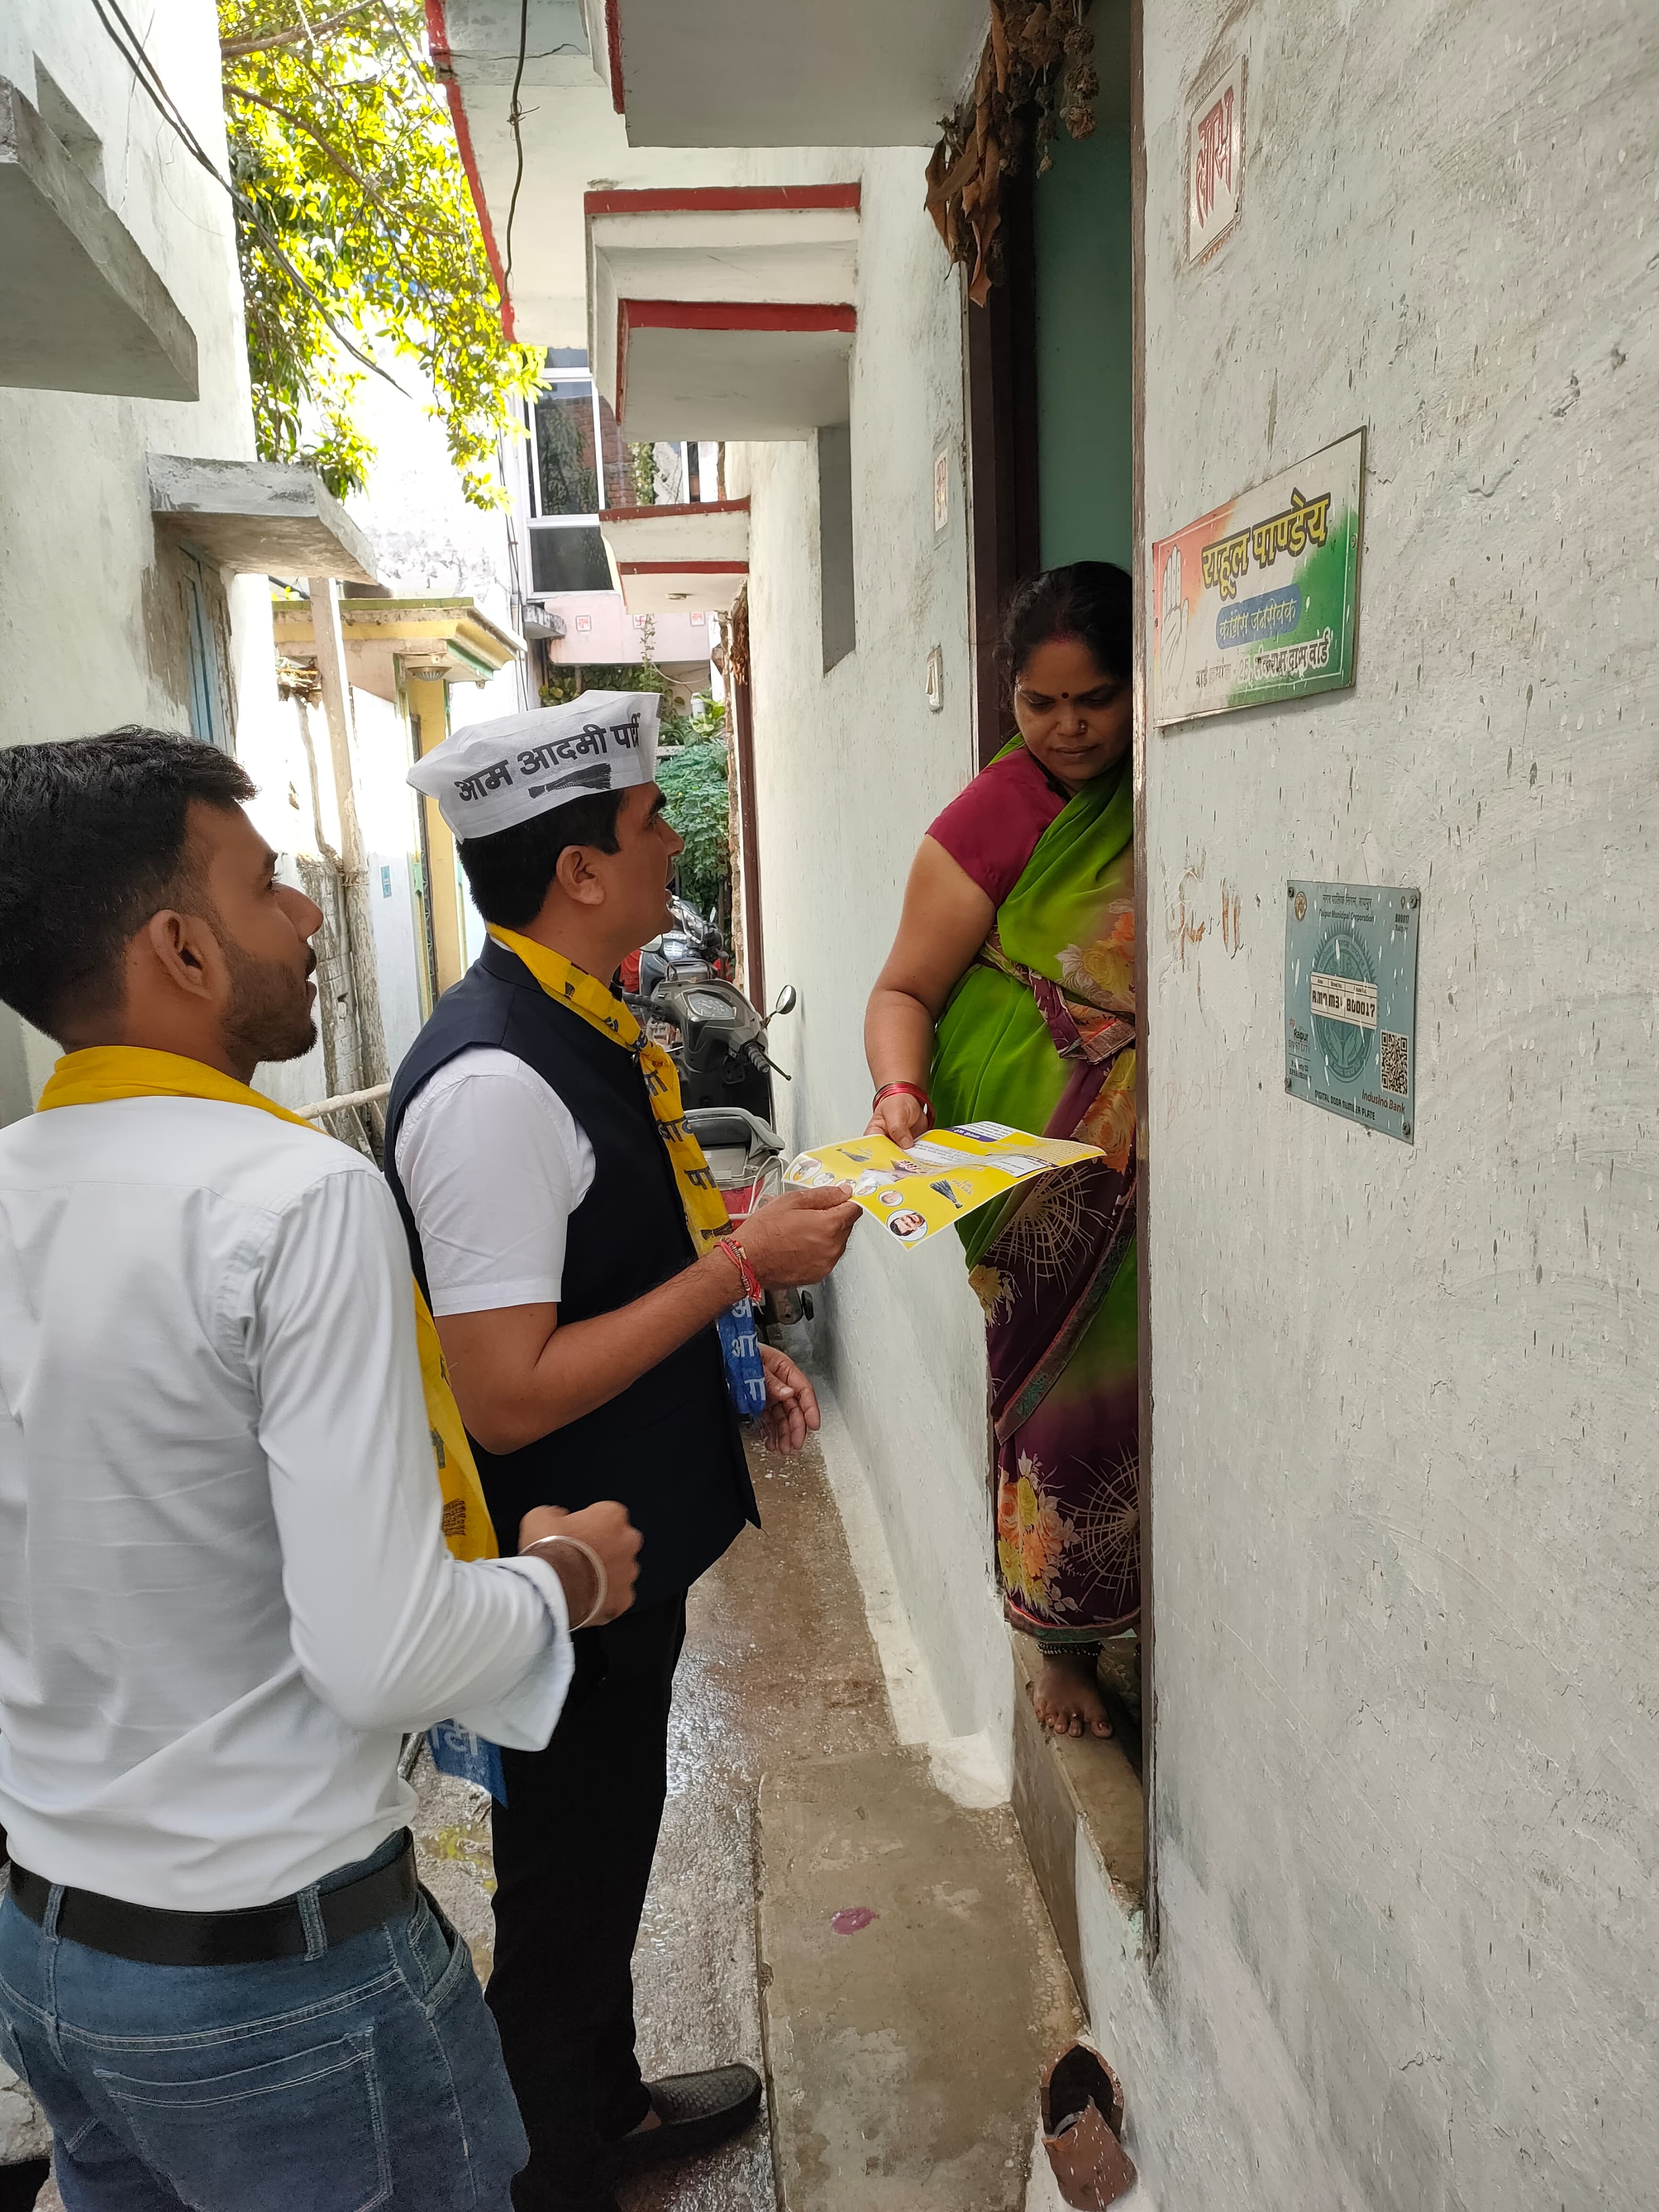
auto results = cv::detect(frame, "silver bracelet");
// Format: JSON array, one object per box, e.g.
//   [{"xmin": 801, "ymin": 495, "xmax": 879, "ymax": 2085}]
[{"xmin": 529, "ymin": 1534, "xmax": 607, "ymax": 1630}]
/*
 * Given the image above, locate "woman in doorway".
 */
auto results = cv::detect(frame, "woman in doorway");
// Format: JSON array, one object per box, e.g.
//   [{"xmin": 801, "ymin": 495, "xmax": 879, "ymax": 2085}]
[{"xmin": 864, "ymin": 563, "xmax": 1138, "ymax": 1739}]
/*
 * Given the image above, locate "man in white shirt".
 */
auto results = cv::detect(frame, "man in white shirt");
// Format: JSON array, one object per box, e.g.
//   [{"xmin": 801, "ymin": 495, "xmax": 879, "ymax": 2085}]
[
  {"xmin": 389, "ymin": 697, "xmax": 860, "ymax": 2211},
  {"xmin": 0, "ymin": 729, "xmax": 640, "ymax": 2212}
]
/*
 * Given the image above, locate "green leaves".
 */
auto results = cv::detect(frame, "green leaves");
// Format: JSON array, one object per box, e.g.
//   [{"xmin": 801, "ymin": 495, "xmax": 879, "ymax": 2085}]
[
  {"xmin": 220, "ymin": 1, "xmax": 540, "ymax": 507},
  {"xmin": 539, "ymin": 662, "xmax": 672, "ymax": 707},
  {"xmin": 656, "ymin": 711, "xmax": 730, "ymax": 916},
  {"xmin": 535, "ymin": 664, "xmax": 731, "ymax": 909}
]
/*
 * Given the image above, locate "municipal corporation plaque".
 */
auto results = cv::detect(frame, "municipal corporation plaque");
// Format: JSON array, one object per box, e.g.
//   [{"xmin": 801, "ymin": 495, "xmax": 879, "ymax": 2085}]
[{"xmin": 1284, "ymin": 881, "xmax": 1421, "ymax": 1144}]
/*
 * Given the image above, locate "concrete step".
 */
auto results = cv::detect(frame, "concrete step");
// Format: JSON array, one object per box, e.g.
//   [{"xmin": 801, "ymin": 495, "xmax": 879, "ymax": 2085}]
[
  {"xmin": 1008, "ymin": 1633, "xmax": 1146, "ymax": 2007},
  {"xmin": 758, "ymin": 1743, "xmax": 1079, "ymax": 2211}
]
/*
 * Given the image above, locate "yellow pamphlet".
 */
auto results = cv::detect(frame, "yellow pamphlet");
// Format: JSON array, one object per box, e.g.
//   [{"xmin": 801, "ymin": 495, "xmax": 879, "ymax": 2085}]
[{"xmin": 785, "ymin": 1120, "xmax": 1102, "ymax": 1250}]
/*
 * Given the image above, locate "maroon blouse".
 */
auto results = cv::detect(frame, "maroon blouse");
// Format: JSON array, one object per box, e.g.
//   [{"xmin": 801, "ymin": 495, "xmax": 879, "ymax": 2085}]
[{"xmin": 925, "ymin": 743, "xmax": 1071, "ymax": 906}]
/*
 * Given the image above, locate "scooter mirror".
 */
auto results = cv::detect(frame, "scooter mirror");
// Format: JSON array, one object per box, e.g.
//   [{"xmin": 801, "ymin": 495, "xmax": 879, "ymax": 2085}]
[{"xmin": 769, "ymin": 984, "xmax": 798, "ymax": 1019}]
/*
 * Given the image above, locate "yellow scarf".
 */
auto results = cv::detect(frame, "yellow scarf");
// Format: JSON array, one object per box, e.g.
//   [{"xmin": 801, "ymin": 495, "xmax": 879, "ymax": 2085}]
[
  {"xmin": 487, "ymin": 927, "xmax": 732, "ymax": 1255},
  {"xmin": 36, "ymin": 1046, "xmax": 497, "ymax": 1563}
]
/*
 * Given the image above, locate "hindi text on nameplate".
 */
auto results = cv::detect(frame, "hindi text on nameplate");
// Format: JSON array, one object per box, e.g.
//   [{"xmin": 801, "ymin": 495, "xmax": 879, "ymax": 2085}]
[{"xmin": 1151, "ymin": 428, "xmax": 1364, "ymax": 727}]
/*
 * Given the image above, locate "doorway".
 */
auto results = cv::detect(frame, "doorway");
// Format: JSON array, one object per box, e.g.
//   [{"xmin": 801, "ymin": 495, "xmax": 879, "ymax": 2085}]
[{"xmin": 960, "ymin": 0, "xmax": 1149, "ymax": 1943}]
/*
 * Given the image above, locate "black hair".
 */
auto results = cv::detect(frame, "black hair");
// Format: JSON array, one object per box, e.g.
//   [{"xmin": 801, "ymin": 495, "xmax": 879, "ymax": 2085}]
[
  {"xmin": 456, "ymin": 789, "xmax": 627, "ymax": 928},
  {"xmin": 996, "ymin": 561, "xmax": 1133, "ymax": 694},
  {"xmin": 0, "ymin": 729, "xmax": 255, "ymax": 1037}
]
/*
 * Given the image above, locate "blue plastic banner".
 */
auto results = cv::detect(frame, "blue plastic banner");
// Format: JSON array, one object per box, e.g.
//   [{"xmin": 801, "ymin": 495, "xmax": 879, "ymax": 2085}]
[
  {"xmin": 716, "ymin": 1297, "xmax": 767, "ymax": 1419},
  {"xmin": 426, "ymin": 1719, "xmax": 507, "ymax": 1803}
]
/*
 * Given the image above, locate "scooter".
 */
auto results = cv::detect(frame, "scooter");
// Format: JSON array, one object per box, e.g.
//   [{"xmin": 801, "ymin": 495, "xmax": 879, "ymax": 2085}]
[
  {"xmin": 636, "ymin": 966, "xmax": 808, "ymax": 1331},
  {"xmin": 636, "ymin": 896, "xmax": 724, "ymax": 1000}
]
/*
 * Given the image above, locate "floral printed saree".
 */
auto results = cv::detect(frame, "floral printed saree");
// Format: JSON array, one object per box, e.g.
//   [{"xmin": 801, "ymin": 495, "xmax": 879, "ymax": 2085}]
[{"xmin": 930, "ymin": 749, "xmax": 1139, "ymax": 1642}]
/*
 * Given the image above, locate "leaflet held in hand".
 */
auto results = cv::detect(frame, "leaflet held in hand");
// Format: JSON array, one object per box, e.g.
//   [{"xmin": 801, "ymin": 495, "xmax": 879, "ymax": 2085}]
[{"xmin": 786, "ymin": 1121, "xmax": 1102, "ymax": 1250}]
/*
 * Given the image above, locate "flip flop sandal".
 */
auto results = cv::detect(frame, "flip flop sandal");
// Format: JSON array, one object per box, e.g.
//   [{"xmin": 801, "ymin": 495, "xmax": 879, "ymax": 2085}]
[{"xmin": 1042, "ymin": 2044, "xmax": 1138, "ymax": 2208}]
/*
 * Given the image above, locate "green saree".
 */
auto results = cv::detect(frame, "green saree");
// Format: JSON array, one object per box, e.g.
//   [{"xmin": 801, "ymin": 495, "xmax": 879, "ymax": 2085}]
[{"xmin": 931, "ymin": 749, "xmax": 1140, "ymax": 1640}]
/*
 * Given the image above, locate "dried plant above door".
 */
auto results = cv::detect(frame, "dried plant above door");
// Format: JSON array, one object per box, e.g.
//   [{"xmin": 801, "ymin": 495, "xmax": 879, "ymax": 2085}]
[{"xmin": 925, "ymin": 0, "xmax": 1100, "ymax": 305}]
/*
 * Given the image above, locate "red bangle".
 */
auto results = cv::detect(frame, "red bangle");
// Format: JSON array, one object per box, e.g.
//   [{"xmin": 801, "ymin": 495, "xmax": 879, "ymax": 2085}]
[
  {"xmin": 717, "ymin": 1235, "xmax": 764, "ymax": 1307},
  {"xmin": 873, "ymin": 1081, "xmax": 933, "ymax": 1125}
]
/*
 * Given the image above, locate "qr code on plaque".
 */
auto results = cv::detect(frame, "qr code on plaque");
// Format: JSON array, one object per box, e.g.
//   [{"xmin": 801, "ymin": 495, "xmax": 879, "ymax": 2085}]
[{"xmin": 1379, "ymin": 1030, "xmax": 1409, "ymax": 1096}]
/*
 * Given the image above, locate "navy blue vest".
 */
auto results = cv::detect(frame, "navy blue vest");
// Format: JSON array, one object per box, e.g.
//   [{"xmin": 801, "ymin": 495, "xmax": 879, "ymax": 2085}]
[{"xmin": 384, "ymin": 938, "xmax": 756, "ymax": 1607}]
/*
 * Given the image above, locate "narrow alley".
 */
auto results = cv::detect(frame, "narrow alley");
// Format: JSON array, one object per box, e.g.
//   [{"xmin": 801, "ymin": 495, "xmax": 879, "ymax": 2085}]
[
  {"xmin": 413, "ymin": 1394, "xmax": 893, "ymax": 2212},
  {"xmin": 410, "ymin": 1363, "xmax": 1083, "ymax": 2212},
  {"xmin": 1, "ymin": 1, "xmax": 1656, "ymax": 2208}
]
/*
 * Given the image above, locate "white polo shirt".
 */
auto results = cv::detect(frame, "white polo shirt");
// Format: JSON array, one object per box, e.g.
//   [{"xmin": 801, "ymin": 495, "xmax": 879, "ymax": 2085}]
[
  {"xmin": 0, "ymin": 1095, "xmax": 573, "ymax": 1912},
  {"xmin": 394, "ymin": 1048, "xmax": 595, "ymax": 1314}
]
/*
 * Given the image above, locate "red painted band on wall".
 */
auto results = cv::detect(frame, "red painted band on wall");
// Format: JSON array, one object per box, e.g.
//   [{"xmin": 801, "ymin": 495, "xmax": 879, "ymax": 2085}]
[
  {"xmin": 618, "ymin": 561, "xmax": 750, "ymax": 575},
  {"xmin": 614, "ymin": 299, "xmax": 855, "ymax": 424},
  {"xmin": 584, "ymin": 184, "xmax": 862, "ymax": 218},
  {"xmin": 605, "ymin": 0, "xmax": 626, "ymax": 114},
  {"xmin": 598, "ymin": 499, "xmax": 751, "ymax": 522},
  {"xmin": 424, "ymin": 1, "xmax": 516, "ymax": 342},
  {"xmin": 622, "ymin": 300, "xmax": 857, "ymax": 334}
]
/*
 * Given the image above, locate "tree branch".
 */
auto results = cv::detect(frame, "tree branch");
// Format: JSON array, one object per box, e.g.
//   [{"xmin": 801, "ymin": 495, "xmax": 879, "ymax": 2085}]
[
  {"xmin": 223, "ymin": 78, "xmax": 388, "ymax": 203},
  {"xmin": 220, "ymin": 2, "xmax": 379, "ymax": 60},
  {"xmin": 238, "ymin": 199, "xmax": 408, "ymax": 397},
  {"xmin": 225, "ymin": 81, "xmax": 459, "ymax": 260}
]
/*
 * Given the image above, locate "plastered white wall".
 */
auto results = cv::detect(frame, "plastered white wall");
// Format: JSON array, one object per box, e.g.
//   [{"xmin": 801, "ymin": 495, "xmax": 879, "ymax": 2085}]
[
  {"xmin": 344, "ymin": 367, "xmax": 524, "ymax": 621},
  {"xmin": 735, "ymin": 147, "xmax": 1014, "ymax": 1744},
  {"xmin": 353, "ymin": 688, "xmax": 428, "ymax": 1074},
  {"xmin": 342, "ymin": 366, "xmax": 533, "ymax": 1050},
  {"xmin": 734, "ymin": 8, "xmax": 1657, "ymax": 2203},
  {"xmin": 1121, "ymin": 3, "xmax": 1659, "ymax": 2207},
  {"xmin": 0, "ymin": 0, "xmax": 278, "ymax": 742},
  {"xmin": 0, "ymin": 0, "xmax": 286, "ymax": 1115}
]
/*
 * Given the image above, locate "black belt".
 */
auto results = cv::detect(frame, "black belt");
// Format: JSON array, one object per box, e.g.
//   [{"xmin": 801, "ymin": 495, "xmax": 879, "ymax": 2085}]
[{"xmin": 5, "ymin": 1834, "xmax": 418, "ymax": 1967}]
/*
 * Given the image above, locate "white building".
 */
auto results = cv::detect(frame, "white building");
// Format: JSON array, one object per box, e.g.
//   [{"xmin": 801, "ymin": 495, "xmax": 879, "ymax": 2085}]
[
  {"xmin": 0, "ymin": 0, "xmax": 532, "ymax": 1135},
  {"xmin": 498, "ymin": 343, "xmax": 724, "ymax": 698},
  {"xmin": 438, "ymin": 3, "xmax": 1658, "ymax": 2206}
]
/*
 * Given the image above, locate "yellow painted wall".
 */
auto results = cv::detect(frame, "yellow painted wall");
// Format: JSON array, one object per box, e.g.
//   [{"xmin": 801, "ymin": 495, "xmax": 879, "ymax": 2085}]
[{"xmin": 405, "ymin": 673, "xmax": 466, "ymax": 996}]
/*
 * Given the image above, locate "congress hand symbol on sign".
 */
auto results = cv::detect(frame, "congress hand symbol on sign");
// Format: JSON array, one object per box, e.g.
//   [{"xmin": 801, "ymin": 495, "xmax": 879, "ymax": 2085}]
[{"xmin": 1161, "ymin": 541, "xmax": 1188, "ymax": 689}]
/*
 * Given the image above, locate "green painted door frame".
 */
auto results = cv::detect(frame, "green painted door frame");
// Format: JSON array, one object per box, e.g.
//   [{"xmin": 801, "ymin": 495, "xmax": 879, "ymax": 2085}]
[{"xmin": 1033, "ymin": 126, "xmax": 1134, "ymax": 574}]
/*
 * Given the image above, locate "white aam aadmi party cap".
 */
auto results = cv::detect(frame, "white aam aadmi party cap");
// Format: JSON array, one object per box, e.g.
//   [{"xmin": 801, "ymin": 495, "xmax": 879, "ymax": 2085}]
[{"xmin": 406, "ymin": 690, "xmax": 661, "ymax": 842}]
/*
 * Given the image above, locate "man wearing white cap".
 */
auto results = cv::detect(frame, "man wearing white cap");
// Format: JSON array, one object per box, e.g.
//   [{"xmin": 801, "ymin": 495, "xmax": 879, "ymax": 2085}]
[{"xmin": 390, "ymin": 693, "xmax": 859, "ymax": 2212}]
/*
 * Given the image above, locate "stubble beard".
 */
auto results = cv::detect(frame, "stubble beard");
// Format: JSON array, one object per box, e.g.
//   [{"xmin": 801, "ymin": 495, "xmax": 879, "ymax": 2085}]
[{"xmin": 222, "ymin": 941, "xmax": 318, "ymax": 1067}]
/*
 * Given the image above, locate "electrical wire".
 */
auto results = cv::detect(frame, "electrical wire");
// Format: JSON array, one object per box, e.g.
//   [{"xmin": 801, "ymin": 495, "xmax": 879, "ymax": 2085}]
[
  {"xmin": 498, "ymin": 23, "xmax": 582, "ymax": 300},
  {"xmin": 88, "ymin": 0, "xmax": 405, "ymax": 394},
  {"xmin": 502, "ymin": 0, "xmax": 531, "ymax": 296}
]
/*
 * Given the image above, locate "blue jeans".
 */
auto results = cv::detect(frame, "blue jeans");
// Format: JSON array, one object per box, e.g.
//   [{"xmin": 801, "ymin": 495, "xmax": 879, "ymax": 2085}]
[{"xmin": 0, "ymin": 1832, "xmax": 527, "ymax": 2210}]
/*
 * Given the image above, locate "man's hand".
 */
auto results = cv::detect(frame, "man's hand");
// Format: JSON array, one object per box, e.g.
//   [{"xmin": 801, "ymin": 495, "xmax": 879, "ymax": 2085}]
[
  {"xmin": 738, "ymin": 1185, "xmax": 860, "ymax": 1288},
  {"xmin": 865, "ymin": 1090, "xmax": 929, "ymax": 1146},
  {"xmin": 756, "ymin": 1342, "xmax": 820, "ymax": 1455},
  {"xmin": 518, "ymin": 1501, "xmax": 641, "ymax": 1627}
]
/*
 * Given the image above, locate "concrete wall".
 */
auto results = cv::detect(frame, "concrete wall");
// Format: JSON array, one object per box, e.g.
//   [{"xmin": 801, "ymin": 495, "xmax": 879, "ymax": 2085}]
[
  {"xmin": 737, "ymin": 4, "xmax": 1658, "ymax": 2204},
  {"xmin": 733, "ymin": 145, "xmax": 1016, "ymax": 1750},
  {"xmin": 542, "ymin": 600, "xmax": 715, "ymax": 666},
  {"xmin": 0, "ymin": 0, "xmax": 286, "ymax": 1114},
  {"xmin": 342, "ymin": 368, "xmax": 532, "ymax": 1011},
  {"xmin": 1113, "ymin": 2, "xmax": 1659, "ymax": 2207},
  {"xmin": 354, "ymin": 687, "xmax": 429, "ymax": 1075}
]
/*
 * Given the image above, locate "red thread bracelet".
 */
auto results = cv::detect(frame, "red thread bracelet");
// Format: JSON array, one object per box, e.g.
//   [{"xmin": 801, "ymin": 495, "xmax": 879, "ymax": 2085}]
[
  {"xmin": 717, "ymin": 1235, "xmax": 764, "ymax": 1306},
  {"xmin": 872, "ymin": 1080, "xmax": 933, "ymax": 1125}
]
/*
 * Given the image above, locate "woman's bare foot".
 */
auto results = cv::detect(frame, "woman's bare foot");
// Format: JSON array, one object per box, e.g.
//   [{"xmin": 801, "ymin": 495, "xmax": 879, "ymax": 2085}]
[{"xmin": 1033, "ymin": 1650, "xmax": 1113, "ymax": 1739}]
